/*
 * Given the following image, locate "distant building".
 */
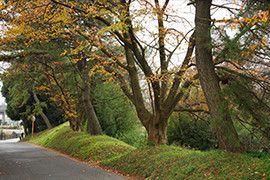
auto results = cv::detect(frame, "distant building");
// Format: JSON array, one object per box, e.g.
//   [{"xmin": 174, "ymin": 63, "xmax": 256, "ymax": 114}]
[
  {"xmin": 0, "ymin": 103, "xmax": 22, "ymax": 126},
  {"xmin": 0, "ymin": 103, "xmax": 6, "ymax": 125}
]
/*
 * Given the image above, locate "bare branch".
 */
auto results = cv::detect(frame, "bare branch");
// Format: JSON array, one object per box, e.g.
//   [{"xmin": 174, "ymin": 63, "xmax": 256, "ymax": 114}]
[
  {"xmin": 103, "ymin": 65, "xmax": 134, "ymax": 104},
  {"xmin": 174, "ymin": 106, "xmax": 209, "ymax": 114}
]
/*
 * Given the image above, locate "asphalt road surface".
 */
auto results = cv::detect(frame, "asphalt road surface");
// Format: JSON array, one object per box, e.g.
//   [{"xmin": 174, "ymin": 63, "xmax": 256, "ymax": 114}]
[{"xmin": 0, "ymin": 139, "xmax": 128, "ymax": 180}]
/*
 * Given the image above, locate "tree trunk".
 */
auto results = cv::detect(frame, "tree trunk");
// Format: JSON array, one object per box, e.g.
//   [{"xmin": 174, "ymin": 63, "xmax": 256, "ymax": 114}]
[
  {"xmin": 195, "ymin": 0, "xmax": 243, "ymax": 152},
  {"xmin": 146, "ymin": 113, "xmax": 168, "ymax": 145},
  {"xmin": 69, "ymin": 118, "xmax": 82, "ymax": 131},
  {"xmin": 82, "ymin": 85, "xmax": 103, "ymax": 135},
  {"xmin": 76, "ymin": 57, "xmax": 103, "ymax": 135},
  {"xmin": 32, "ymin": 91, "xmax": 52, "ymax": 129}
]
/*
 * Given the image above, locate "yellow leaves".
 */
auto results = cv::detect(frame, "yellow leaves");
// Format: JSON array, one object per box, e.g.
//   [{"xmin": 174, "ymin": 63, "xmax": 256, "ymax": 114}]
[
  {"xmin": 258, "ymin": 77, "xmax": 264, "ymax": 81},
  {"xmin": 50, "ymin": 91, "xmax": 78, "ymax": 119},
  {"xmin": 250, "ymin": 69, "xmax": 261, "ymax": 76},
  {"xmin": 260, "ymin": 11, "xmax": 269, "ymax": 21},
  {"xmin": 145, "ymin": 74, "xmax": 162, "ymax": 82},
  {"xmin": 60, "ymin": 50, "xmax": 68, "ymax": 56},
  {"xmin": 219, "ymin": 24, "xmax": 224, "ymax": 29},
  {"xmin": 239, "ymin": 5, "xmax": 244, "ymax": 12},
  {"xmin": 50, "ymin": 96, "xmax": 57, "ymax": 102},
  {"xmin": 230, "ymin": 24, "xmax": 236, "ymax": 30},
  {"xmin": 261, "ymin": 14, "xmax": 268, "ymax": 23},
  {"xmin": 88, "ymin": 71, "xmax": 95, "ymax": 78},
  {"xmin": 260, "ymin": 39, "xmax": 267, "ymax": 48},
  {"xmin": 1, "ymin": 0, "xmax": 76, "ymax": 47},
  {"xmin": 247, "ymin": 39, "xmax": 267, "ymax": 53},
  {"xmin": 36, "ymin": 85, "xmax": 50, "ymax": 91},
  {"xmin": 243, "ymin": 10, "xmax": 269, "ymax": 26},
  {"xmin": 98, "ymin": 22, "xmax": 129, "ymax": 35},
  {"xmin": 229, "ymin": 17, "xmax": 239, "ymax": 30},
  {"xmin": 106, "ymin": 76, "xmax": 115, "ymax": 83},
  {"xmin": 218, "ymin": 10, "xmax": 268, "ymax": 31},
  {"xmin": 66, "ymin": 110, "xmax": 78, "ymax": 118},
  {"xmin": 251, "ymin": 44, "xmax": 258, "ymax": 50},
  {"xmin": 133, "ymin": 23, "xmax": 144, "ymax": 33},
  {"xmin": 96, "ymin": 69, "xmax": 107, "ymax": 75}
]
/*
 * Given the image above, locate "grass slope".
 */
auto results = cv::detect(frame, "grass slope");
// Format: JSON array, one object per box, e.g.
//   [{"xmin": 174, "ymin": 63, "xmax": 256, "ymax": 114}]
[
  {"xmin": 103, "ymin": 146, "xmax": 270, "ymax": 179},
  {"xmin": 25, "ymin": 122, "xmax": 270, "ymax": 179},
  {"xmin": 26, "ymin": 122, "xmax": 135, "ymax": 163}
]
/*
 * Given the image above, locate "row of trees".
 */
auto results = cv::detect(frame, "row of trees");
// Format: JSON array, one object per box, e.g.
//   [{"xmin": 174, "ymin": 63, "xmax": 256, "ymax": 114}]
[{"xmin": 0, "ymin": 0, "xmax": 269, "ymax": 152}]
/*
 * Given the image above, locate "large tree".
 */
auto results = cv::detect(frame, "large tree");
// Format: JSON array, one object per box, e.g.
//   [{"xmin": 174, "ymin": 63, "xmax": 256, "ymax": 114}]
[
  {"xmin": 47, "ymin": 0, "xmax": 197, "ymax": 145},
  {"xmin": 194, "ymin": 0, "xmax": 243, "ymax": 152},
  {"xmin": 213, "ymin": 0, "xmax": 270, "ymax": 142},
  {"xmin": 0, "ymin": 2, "xmax": 103, "ymax": 134},
  {"xmin": 193, "ymin": 0, "xmax": 270, "ymax": 152},
  {"xmin": 1, "ymin": 71, "xmax": 65, "ymax": 134}
]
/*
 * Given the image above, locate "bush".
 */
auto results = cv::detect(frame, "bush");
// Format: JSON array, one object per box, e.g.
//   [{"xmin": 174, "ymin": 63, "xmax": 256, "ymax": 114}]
[
  {"xmin": 92, "ymin": 81, "xmax": 139, "ymax": 137},
  {"xmin": 167, "ymin": 113, "xmax": 217, "ymax": 150},
  {"xmin": 115, "ymin": 128, "xmax": 147, "ymax": 147},
  {"xmin": 235, "ymin": 121, "xmax": 270, "ymax": 152},
  {"xmin": 246, "ymin": 151, "xmax": 270, "ymax": 161}
]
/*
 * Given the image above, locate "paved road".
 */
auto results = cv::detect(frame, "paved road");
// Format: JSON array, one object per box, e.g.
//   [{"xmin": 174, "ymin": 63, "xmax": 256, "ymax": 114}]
[{"xmin": 0, "ymin": 139, "xmax": 127, "ymax": 180}]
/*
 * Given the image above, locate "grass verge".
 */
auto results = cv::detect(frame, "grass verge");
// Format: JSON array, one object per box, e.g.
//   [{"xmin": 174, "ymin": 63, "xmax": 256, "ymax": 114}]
[
  {"xmin": 24, "ymin": 122, "xmax": 270, "ymax": 179},
  {"xmin": 103, "ymin": 145, "xmax": 270, "ymax": 179},
  {"xmin": 24, "ymin": 122, "xmax": 135, "ymax": 164}
]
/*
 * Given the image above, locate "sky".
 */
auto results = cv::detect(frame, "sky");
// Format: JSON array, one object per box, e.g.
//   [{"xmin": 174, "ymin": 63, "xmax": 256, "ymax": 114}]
[
  {"xmin": 0, "ymin": 82, "xmax": 5, "ymax": 104},
  {"xmin": 0, "ymin": 62, "xmax": 9, "ymax": 104}
]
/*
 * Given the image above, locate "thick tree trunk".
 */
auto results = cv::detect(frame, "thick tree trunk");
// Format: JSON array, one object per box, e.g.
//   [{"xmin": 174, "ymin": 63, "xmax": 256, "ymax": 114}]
[
  {"xmin": 76, "ymin": 58, "xmax": 103, "ymax": 135},
  {"xmin": 195, "ymin": 0, "xmax": 243, "ymax": 152},
  {"xmin": 32, "ymin": 91, "xmax": 52, "ymax": 129},
  {"xmin": 125, "ymin": 48, "xmax": 168, "ymax": 145},
  {"xmin": 69, "ymin": 118, "xmax": 82, "ymax": 131},
  {"xmin": 146, "ymin": 113, "xmax": 168, "ymax": 145},
  {"xmin": 82, "ymin": 85, "xmax": 103, "ymax": 135},
  {"xmin": 147, "ymin": 122, "xmax": 168, "ymax": 145}
]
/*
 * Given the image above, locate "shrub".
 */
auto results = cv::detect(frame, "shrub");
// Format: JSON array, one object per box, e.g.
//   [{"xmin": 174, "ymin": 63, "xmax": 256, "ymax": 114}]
[
  {"xmin": 92, "ymin": 81, "xmax": 139, "ymax": 137},
  {"xmin": 115, "ymin": 128, "xmax": 147, "ymax": 147},
  {"xmin": 167, "ymin": 112, "xmax": 217, "ymax": 150}
]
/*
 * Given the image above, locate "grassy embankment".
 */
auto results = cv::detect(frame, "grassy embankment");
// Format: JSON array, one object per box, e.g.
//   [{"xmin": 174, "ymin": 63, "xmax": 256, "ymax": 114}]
[{"xmin": 24, "ymin": 122, "xmax": 270, "ymax": 179}]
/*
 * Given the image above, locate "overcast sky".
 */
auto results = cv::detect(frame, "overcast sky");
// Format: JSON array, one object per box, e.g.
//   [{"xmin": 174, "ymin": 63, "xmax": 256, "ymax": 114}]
[
  {"xmin": 0, "ymin": 62, "xmax": 9, "ymax": 104},
  {"xmin": 0, "ymin": 82, "xmax": 5, "ymax": 104}
]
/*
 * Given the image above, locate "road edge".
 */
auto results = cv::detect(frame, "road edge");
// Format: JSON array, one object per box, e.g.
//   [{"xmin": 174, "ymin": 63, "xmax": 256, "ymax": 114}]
[{"xmin": 22, "ymin": 141, "xmax": 141, "ymax": 180}]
